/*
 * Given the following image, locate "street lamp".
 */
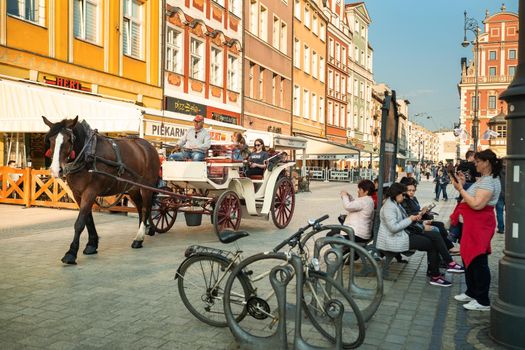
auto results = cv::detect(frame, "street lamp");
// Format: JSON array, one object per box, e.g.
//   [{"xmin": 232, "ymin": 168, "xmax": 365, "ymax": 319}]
[{"xmin": 462, "ymin": 10, "xmax": 480, "ymax": 152}]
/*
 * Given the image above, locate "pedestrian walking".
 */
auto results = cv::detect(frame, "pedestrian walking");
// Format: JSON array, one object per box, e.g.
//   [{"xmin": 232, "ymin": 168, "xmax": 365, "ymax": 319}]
[
  {"xmin": 434, "ymin": 169, "xmax": 449, "ymax": 201},
  {"xmin": 450, "ymin": 149, "xmax": 502, "ymax": 311}
]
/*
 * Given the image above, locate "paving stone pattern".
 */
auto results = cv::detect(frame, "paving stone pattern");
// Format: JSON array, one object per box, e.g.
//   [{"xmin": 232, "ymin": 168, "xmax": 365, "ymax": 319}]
[{"xmin": 0, "ymin": 179, "xmax": 509, "ymax": 349}]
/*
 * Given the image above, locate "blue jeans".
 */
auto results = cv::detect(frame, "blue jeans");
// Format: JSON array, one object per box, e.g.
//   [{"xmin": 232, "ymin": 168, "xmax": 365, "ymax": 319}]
[
  {"xmin": 169, "ymin": 150, "xmax": 205, "ymax": 161},
  {"xmin": 435, "ymin": 184, "xmax": 448, "ymax": 200},
  {"xmin": 496, "ymin": 197, "xmax": 505, "ymax": 232}
]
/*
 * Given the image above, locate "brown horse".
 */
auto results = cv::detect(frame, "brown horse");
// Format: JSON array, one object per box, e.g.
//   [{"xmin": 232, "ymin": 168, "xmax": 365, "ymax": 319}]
[{"xmin": 43, "ymin": 116, "xmax": 160, "ymax": 265}]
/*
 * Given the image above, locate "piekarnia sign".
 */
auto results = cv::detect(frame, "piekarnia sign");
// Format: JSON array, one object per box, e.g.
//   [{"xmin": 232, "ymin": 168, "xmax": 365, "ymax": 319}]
[{"xmin": 146, "ymin": 121, "xmax": 188, "ymax": 138}]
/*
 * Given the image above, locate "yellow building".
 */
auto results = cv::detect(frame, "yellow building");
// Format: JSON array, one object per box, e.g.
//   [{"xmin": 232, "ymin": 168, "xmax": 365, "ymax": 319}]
[
  {"xmin": 292, "ymin": 0, "xmax": 327, "ymax": 138},
  {"xmin": 0, "ymin": 0, "xmax": 162, "ymax": 167}
]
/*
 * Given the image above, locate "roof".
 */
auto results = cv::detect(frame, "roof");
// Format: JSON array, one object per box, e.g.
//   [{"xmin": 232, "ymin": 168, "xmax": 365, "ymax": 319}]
[{"xmin": 488, "ymin": 111, "xmax": 506, "ymax": 125}]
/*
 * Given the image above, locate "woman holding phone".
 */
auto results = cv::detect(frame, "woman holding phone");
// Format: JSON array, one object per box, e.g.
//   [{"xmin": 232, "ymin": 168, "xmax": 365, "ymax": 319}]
[{"xmin": 450, "ymin": 149, "xmax": 502, "ymax": 311}]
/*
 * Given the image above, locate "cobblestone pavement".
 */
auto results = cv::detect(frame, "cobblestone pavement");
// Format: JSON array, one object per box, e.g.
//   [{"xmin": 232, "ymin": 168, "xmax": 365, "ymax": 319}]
[{"xmin": 0, "ymin": 180, "xmax": 509, "ymax": 349}]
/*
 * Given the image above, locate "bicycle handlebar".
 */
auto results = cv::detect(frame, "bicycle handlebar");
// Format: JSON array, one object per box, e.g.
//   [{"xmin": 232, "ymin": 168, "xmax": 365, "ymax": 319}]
[{"xmin": 273, "ymin": 214, "xmax": 329, "ymax": 252}]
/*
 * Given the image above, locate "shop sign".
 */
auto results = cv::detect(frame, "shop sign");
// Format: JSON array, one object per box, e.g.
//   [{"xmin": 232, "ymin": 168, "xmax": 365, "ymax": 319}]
[
  {"xmin": 211, "ymin": 112, "xmax": 237, "ymax": 125},
  {"xmin": 145, "ymin": 120, "xmax": 232, "ymax": 144},
  {"xmin": 165, "ymin": 96, "xmax": 206, "ymax": 116},
  {"xmin": 274, "ymin": 137, "xmax": 307, "ymax": 149},
  {"xmin": 44, "ymin": 76, "xmax": 91, "ymax": 92},
  {"xmin": 267, "ymin": 126, "xmax": 282, "ymax": 134},
  {"xmin": 146, "ymin": 121, "xmax": 189, "ymax": 138},
  {"xmin": 298, "ymin": 154, "xmax": 356, "ymax": 160}
]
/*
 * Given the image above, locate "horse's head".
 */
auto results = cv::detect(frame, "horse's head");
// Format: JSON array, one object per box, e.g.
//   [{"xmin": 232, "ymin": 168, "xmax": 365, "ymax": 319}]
[{"xmin": 43, "ymin": 116, "xmax": 79, "ymax": 178}]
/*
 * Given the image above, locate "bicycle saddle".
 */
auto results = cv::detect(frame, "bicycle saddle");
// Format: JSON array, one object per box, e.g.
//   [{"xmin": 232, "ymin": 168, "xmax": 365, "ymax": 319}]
[{"xmin": 218, "ymin": 230, "xmax": 250, "ymax": 244}]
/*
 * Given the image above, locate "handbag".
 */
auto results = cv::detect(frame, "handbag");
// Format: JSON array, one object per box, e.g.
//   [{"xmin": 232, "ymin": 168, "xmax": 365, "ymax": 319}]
[{"xmin": 406, "ymin": 221, "xmax": 425, "ymax": 235}]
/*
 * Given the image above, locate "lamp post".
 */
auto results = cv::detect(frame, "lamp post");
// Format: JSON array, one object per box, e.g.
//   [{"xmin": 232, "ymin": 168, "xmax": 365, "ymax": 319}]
[
  {"xmin": 462, "ymin": 10, "xmax": 480, "ymax": 152},
  {"xmin": 490, "ymin": 0, "xmax": 525, "ymax": 346}
]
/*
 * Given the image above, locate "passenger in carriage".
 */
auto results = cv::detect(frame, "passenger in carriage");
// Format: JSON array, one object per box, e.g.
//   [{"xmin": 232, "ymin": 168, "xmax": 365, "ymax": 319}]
[
  {"xmin": 232, "ymin": 132, "xmax": 249, "ymax": 161},
  {"xmin": 245, "ymin": 138, "xmax": 269, "ymax": 177},
  {"xmin": 169, "ymin": 115, "xmax": 211, "ymax": 161}
]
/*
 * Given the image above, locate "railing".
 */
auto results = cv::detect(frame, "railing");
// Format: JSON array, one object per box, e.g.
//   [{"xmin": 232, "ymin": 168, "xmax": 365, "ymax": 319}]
[
  {"xmin": 0, "ymin": 166, "xmax": 136, "ymax": 212},
  {"xmin": 306, "ymin": 167, "xmax": 378, "ymax": 183},
  {"xmin": 461, "ymin": 75, "xmax": 513, "ymax": 84}
]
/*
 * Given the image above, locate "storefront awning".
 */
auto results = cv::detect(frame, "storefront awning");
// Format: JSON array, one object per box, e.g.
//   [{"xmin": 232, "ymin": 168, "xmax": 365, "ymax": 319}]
[
  {"xmin": 297, "ymin": 135, "xmax": 360, "ymax": 160},
  {"xmin": 0, "ymin": 79, "xmax": 143, "ymax": 133}
]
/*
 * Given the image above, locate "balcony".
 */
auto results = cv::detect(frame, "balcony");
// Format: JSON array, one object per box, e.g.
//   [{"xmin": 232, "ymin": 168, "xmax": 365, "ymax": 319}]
[{"xmin": 461, "ymin": 75, "xmax": 514, "ymax": 84}]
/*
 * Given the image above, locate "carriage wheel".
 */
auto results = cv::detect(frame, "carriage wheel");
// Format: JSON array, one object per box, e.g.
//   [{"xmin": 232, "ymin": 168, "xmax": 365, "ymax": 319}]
[
  {"xmin": 150, "ymin": 188, "xmax": 177, "ymax": 234},
  {"xmin": 271, "ymin": 176, "xmax": 295, "ymax": 229},
  {"xmin": 213, "ymin": 191, "xmax": 241, "ymax": 235}
]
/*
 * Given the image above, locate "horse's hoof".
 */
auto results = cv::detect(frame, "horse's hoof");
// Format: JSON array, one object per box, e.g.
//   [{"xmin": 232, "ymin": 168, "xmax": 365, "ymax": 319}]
[
  {"xmin": 61, "ymin": 254, "xmax": 77, "ymax": 265},
  {"xmin": 146, "ymin": 225, "xmax": 156, "ymax": 236},
  {"xmin": 83, "ymin": 246, "xmax": 98, "ymax": 255},
  {"xmin": 131, "ymin": 240, "xmax": 143, "ymax": 249}
]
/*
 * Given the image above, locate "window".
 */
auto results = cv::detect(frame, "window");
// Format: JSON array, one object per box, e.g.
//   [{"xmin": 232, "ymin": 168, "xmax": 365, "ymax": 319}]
[
  {"xmin": 249, "ymin": 63, "xmax": 255, "ymax": 97},
  {"xmin": 328, "ymin": 38, "xmax": 334, "ymax": 59},
  {"xmin": 74, "ymin": 0, "xmax": 98, "ymax": 43},
  {"xmin": 294, "ymin": 0, "xmax": 300, "ymax": 20},
  {"xmin": 259, "ymin": 6, "xmax": 268, "ymax": 41},
  {"xmin": 489, "ymin": 67, "xmax": 497, "ymax": 76},
  {"xmin": 273, "ymin": 16, "xmax": 280, "ymax": 49},
  {"xmin": 280, "ymin": 22, "xmax": 287, "ymax": 54},
  {"xmin": 123, "ymin": 0, "xmax": 143, "ymax": 59},
  {"xmin": 471, "ymin": 95, "xmax": 478, "ymax": 110},
  {"xmin": 355, "ymin": 46, "xmax": 359, "ymax": 62},
  {"xmin": 496, "ymin": 125, "xmax": 507, "ymax": 138},
  {"xmin": 190, "ymin": 38, "xmax": 204, "ymax": 80},
  {"xmin": 293, "ymin": 85, "xmax": 300, "ymax": 116},
  {"xmin": 311, "ymin": 93, "xmax": 317, "ymax": 121},
  {"xmin": 320, "ymin": 22, "xmax": 325, "ymax": 41},
  {"xmin": 249, "ymin": 0, "xmax": 257, "ymax": 34},
  {"xmin": 341, "ymin": 76, "xmax": 346, "ymax": 95},
  {"xmin": 335, "ymin": 73, "xmax": 340, "ymax": 92},
  {"xmin": 360, "ymin": 82, "xmax": 364, "ymax": 99},
  {"xmin": 304, "ymin": 45, "xmax": 310, "ymax": 74},
  {"xmin": 489, "ymin": 96, "xmax": 497, "ymax": 109},
  {"xmin": 166, "ymin": 27, "xmax": 183, "ymax": 74},
  {"xmin": 341, "ymin": 47, "xmax": 346, "ymax": 66},
  {"xmin": 304, "ymin": 6, "xmax": 310, "ymax": 28},
  {"xmin": 210, "ymin": 47, "xmax": 223, "ymax": 86},
  {"xmin": 312, "ymin": 15, "xmax": 318, "ymax": 35},
  {"xmin": 303, "ymin": 89, "xmax": 310, "ymax": 119},
  {"xmin": 312, "ymin": 51, "xmax": 318, "ymax": 78},
  {"xmin": 229, "ymin": 0, "xmax": 241, "ymax": 17},
  {"xmin": 354, "ymin": 80, "xmax": 358, "ymax": 96},
  {"xmin": 319, "ymin": 97, "xmax": 325, "ymax": 123},
  {"xmin": 7, "ymin": 0, "xmax": 45, "ymax": 25},
  {"xmin": 294, "ymin": 38, "xmax": 301, "ymax": 68},
  {"xmin": 509, "ymin": 66, "xmax": 516, "ymax": 76},
  {"xmin": 227, "ymin": 55, "xmax": 239, "ymax": 91},
  {"xmin": 258, "ymin": 67, "xmax": 265, "ymax": 100},
  {"xmin": 355, "ymin": 20, "xmax": 359, "ymax": 33},
  {"xmin": 509, "ymin": 49, "xmax": 517, "ymax": 60},
  {"xmin": 280, "ymin": 77, "xmax": 285, "ymax": 108},
  {"xmin": 489, "ymin": 51, "xmax": 497, "ymax": 60},
  {"xmin": 335, "ymin": 43, "xmax": 340, "ymax": 63},
  {"xmin": 319, "ymin": 57, "xmax": 325, "ymax": 82},
  {"xmin": 272, "ymin": 73, "xmax": 277, "ymax": 105},
  {"xmin": 328, "ymin": 70, "xmax": 333, "ymax": 89},
  {"xmin": 327, "ymin": 101, "xmax": 333, "ymax": 124}
]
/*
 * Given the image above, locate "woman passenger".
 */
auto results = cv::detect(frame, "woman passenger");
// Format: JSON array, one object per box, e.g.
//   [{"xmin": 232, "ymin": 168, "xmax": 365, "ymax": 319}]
[{"xmin": 245, "ymin": 138, "xmax": 269, "ymax": 177}]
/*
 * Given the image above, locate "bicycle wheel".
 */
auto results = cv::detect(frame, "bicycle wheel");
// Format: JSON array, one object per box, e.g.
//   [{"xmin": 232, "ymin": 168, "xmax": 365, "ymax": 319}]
[
  {"xmin": 177, "ymin": 254, "xmax": 251, "ymax": 327},
  {"xmin": 302, "ymin": 271, "xmax": 365, "ymax": 349}
]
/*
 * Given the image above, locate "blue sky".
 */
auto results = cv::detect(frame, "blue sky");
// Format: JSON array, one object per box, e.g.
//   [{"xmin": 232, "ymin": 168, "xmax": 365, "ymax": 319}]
[{"xmin": 360, "ymin": 0, "xmax": 518, "ymax": 131}]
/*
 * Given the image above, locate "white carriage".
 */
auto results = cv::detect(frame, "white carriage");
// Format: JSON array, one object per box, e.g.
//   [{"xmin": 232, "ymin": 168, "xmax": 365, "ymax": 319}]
[{"xmin": 149, "ymin": 150, "xmax": 296, "ymax": 235}]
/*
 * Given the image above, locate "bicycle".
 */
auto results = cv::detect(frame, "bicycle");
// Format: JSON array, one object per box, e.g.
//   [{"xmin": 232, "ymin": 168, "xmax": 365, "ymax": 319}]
[{"xmin": 221, "ymin": 215, "xmax": 367, "ymax": 349}]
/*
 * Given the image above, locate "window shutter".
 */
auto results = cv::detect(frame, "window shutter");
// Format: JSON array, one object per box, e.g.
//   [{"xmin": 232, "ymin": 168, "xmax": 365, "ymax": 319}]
[
  {"xmin": 123, "ymin": 18, "xmax": 130, "ymax": 54},
  {"xmin": 73, "ymin": 0, "xmax": 82, "ymax": 38},
  {"xmin": 131, "ymin": 21, "xmax": 141, "ymax": 58},
  {"xmin": 85, "ymin": 1, "xmax": 97, "ymax": 42}
]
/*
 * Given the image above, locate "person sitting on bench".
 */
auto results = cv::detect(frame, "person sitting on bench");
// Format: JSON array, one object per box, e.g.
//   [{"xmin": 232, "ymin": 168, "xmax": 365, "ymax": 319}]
[
  {"xmin": 169, "ymin": 115, "xmax": 210, "ymax": 161},
  {"xmin": 339, "ymin": 179, "xmax": 375, "ymax": 243},
  {"xmin": 245, "ymin": 138, "xmax": 269, "ymax": 177},
  {"xmin": 376, "ymin": 182, "xmax": 457, "ymax": 287}
]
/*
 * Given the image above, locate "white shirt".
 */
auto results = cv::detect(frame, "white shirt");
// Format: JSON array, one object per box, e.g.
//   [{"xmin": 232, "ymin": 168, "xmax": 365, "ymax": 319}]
[
  {"xmin": 341, "ymin": 195, "xmax": 375, "ymax": 240},
  {"xmin": 177, "ymin": 127, "xmax": 211, "ymax": 152}
]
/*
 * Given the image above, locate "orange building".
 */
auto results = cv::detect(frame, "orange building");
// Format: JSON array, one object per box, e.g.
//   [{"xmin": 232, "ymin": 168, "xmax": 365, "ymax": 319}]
[
  {"xmin": 0, "ymin": 0, "xmax": 162, "ymax": 167},
  {"xmin": 458, "ymin": 4, "xmax": 517, "ymax": 157}
]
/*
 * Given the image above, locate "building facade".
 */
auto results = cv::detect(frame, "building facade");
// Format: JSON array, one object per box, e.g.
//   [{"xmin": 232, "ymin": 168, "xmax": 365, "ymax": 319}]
[
  {"xmin": 458, "ymin": 4, "xmax": 517, "ymax": 156},
  {"xmin": 408, "ymin": 121, "xmax": 440, "ymax": 163},
  {"xmin": 243, "ymin": 0, "xmax": 293, "ymax": 135},
  {"xmin": 345, "ymin": 2, "xmax": 374, "ymax": 154},
  {"xmin": 435, "ymin": 129, "xmax": 458, "ymax": 162},
  {"xmin": 324, "ymin": 0, "xmax": 351, "ymax": 145},
  {"xmin": 158, "ymin": 0, "xmax": 244, "ymax": 145},
  {"xmin": 292, "ymin": 0, "xmax": 327, "ymax": 139},
  {"xmin": 1, "ymin": 0, "xmax": 162, "ymax": 167}
]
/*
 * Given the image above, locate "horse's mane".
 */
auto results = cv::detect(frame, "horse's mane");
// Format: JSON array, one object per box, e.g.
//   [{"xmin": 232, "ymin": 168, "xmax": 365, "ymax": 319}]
[{"xmin": 44, "ymin": 119, "xmax": 92, "ymax": 150}]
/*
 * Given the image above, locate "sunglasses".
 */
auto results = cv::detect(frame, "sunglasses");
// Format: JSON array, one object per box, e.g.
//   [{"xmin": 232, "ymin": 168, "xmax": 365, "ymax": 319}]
[{"xmin": 255, "ymin": 144, "xmax": 262, "ymax": 147}]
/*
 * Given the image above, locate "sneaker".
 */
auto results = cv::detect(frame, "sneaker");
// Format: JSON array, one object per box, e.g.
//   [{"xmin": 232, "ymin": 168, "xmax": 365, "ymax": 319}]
[
  {"xmin": 497, "ymin": 230, "xmax": 504, "ymax": 234},
  {"xmin": 454, "ymin": 293, "xmax": 474, "ymax": 302},
  {"xmin": 429, "ymin": 275, "xmax": 452, "ymax": 287},
  {"xmin": 447, "ymin": 262, "xmax": 465, "ymax": 273},
  {"xmin": 463, "ymin": 300, "xmax": 490, "ymax": 311}
]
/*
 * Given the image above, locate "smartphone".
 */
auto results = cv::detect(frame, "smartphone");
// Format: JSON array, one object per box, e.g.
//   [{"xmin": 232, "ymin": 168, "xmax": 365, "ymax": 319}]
[{"xmin": 448, "ymin": 170, "xmax": 459, "ymax": 183}]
